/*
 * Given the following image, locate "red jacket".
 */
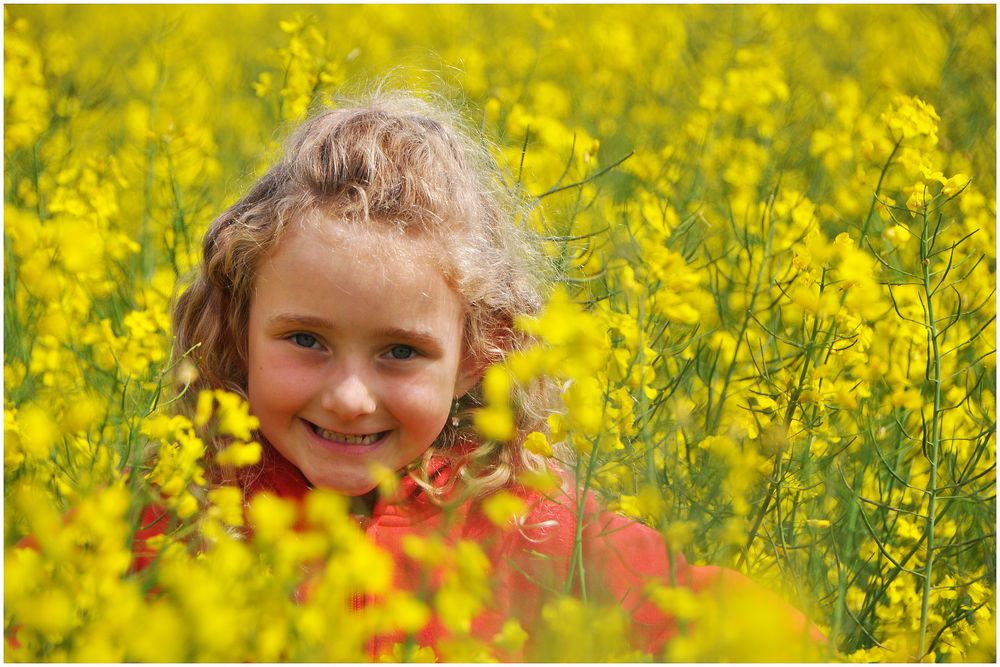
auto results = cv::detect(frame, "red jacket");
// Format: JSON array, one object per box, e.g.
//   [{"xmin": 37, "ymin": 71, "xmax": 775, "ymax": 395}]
[{"xmin": 132, "ymin": 446, "xmax": 824, "ymax": 661}]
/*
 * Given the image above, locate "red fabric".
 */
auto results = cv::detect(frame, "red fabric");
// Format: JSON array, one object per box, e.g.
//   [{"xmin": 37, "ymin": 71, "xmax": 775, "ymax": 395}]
[
  {"xmin": 244, "ymin": 447, "xmax": 682, "ymax": 657},
  {"xmin": 128, "ymin": 444, "xmax": 823, "ymax": 660}
]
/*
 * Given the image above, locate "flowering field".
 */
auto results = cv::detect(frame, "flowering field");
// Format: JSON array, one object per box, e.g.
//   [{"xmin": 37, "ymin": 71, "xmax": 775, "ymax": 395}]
[{"xmin": 4, "ymin": 4, "xmax": 996, "ymax": 662}]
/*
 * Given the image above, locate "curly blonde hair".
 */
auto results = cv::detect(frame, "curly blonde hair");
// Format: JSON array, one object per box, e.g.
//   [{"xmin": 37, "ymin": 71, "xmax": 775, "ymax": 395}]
[{"xmin": 172, "ymin": 90, "xmax": 551, "ymax": 499}]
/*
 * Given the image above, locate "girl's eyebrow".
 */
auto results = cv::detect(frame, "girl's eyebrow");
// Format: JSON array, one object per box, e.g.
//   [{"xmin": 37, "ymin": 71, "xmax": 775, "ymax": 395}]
[
  {"xmin": 373, "ymin": 327, "xmax": 446, "ymax": 353},
  {"xmin": 269, "ymin": 313, "xmax": 335, "ymax": 330}
]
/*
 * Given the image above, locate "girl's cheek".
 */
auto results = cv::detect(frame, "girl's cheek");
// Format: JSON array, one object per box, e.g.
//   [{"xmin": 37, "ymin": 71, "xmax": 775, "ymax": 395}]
[
  {"xmin": 251, "ymin": 343, "xmax": 316, "ymax": 390},
  {"xmin": 384, "ymin": 382, "xmax": 453, "ymax": 428},
  {"xmin": 386, "ymin": 368, "xmax": 452, "ymax": 402},
  {"xmin": 269, "ymin": 360, "xmax": 319, "ymax": 391}
]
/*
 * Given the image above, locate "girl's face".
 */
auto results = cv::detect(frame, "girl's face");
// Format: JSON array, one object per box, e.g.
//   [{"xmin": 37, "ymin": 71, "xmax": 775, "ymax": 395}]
[{"xmin": 246, "ymin": 220, "xmax": 479, "ymax": 495}]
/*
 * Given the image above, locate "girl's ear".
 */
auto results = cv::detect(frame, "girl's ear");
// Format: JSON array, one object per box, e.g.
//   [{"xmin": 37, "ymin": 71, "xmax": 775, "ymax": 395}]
[{"xmin": 454, "ymin": 353, "xmax": 484, "ymax": 397}]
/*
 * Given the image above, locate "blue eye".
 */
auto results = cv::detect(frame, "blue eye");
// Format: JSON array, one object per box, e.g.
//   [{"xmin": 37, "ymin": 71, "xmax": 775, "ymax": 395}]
[
  {"xmin": 388, "ymin": 345, "xmax": 417, "ymax": 360},
  {"xmin": 291, "ymin": 333, "xmax": 320, "ymax": 349}
]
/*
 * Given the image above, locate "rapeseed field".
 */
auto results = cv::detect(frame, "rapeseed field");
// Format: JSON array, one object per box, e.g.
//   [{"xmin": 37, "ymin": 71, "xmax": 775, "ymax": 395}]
[{"xmin": 4, "ymin": 5, "xmax": 995, "ymax": 662}]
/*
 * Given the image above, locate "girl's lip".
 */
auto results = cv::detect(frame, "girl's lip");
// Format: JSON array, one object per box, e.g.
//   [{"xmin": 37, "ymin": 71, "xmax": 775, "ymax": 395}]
[{"xmin": 302, "ymin": 419, "xmax": 390, "ymax": 452}]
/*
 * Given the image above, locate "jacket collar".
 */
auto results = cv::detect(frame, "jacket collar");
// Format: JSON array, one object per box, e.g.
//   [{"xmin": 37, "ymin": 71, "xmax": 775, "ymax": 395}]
[{"xmin": 240, "ymin": 442, "xmax": 464, "ymax": 526}]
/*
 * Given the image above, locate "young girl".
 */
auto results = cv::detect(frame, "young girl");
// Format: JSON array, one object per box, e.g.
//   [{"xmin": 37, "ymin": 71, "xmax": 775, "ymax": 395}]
[{"xmin": 169, "ymin": 91, "xmax": 822, "ymax": 661}]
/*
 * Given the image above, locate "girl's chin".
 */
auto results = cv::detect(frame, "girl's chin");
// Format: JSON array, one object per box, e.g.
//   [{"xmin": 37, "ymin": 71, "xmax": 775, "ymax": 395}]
[{"xmin": 302, "ymin": 471, "xmax": 379, "ymax": 498}]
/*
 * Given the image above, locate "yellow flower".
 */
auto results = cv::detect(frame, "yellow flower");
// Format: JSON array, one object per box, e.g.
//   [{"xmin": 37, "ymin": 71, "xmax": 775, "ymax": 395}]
[
  {"xmin": 882, "ymin": 95, "xmax": 940, "ymax": 143},
  {"xmin": 612, "ymin": 484, "xmax": 666, "ymax": 524},
  {"xmin": 664, "ymin": 520, "xmax": 697, "ymax": 550},
  {"xmin": 481, "ymin": 490, "xmax": 528, "ymax": 529},
  {"xmin": 875, "ymin": 195, "xmax": 897, "ymax": 221},
  {"xmin": 883, "ymin": 223, "xmax": 911, "ymax": 248},
  {"xmin": 493, "ymin": 618, "xmax": 529, "ymax": 652},
  {"xmin": 215, "ymin": 440, "xmax": 263, "ymax": 467},
  {"xmin": 941, "ymin": 172, "xmax": 971, "ymax": 197},
  {"xmin": 252, "ymin": 71, "xmax": 272, "ymax": 97},
  {"xmin": 13, "ymin": 402, "xmax": 59, "ymax": 461},
  {"xmin": 214, "ymin": 391, "xmax": 261, "ymax": 440},
  {"xmin": 517, "ymin": 467, "xmax": 562, "ymax": 493},
  {"xmin": 647, "ymin": 583, "xmax": 702, "ymax": 622},
  {"xmin": 523, "ymin": 430, "xmax": 553, "ymax": 457},
  {"xmin": 380, "ymin": 642, "xmax": 436, "ymax": 663},
  {"xmin": 401, "ymin": 534, "xmax": 448, "ymax": 567},
  {"xmin": 248, "ymin": 493, "xmax": 297, "ymax": 544},
  {"xmin": 16, "ymin": 589, "xmax": 77, "ymax": 643},
  {"xmin": 208, "ymin": 486, "xmax": 245, "ymax": 527},
  {"xmin": 436, "ymin": 584, "xmax": 483, "ymax": 636},
  {"xmin": 380, "ymin": 593, "xmax": 431, "ymax": 635},
  {"xmin": 563, "ymin": 377, "xmax": 604, "ymax": 436},
  {"xmin": 905, "ymin": 183, "xmax": 929, "ymax": 215},
  {"xmin": 482, "ymin": 364, "xmax": 511, "ymax": 406},
  {"xmin": 195, "ymin": 390, "xmax": 215, "ymax": 428},
  {"xmin": 128, "ymin": 600, "xmax": 188, "ymax": 662},
  {"xmin": 473, "ymin": 403, "xmax": 515, "ymax": 442},
  {"xmin": 547, "ymin": 413, "xmax": 566, "ymax": 443},
  {"xmin": 368, "ymin": 462, "xmax": 400, "ymax": 498}
]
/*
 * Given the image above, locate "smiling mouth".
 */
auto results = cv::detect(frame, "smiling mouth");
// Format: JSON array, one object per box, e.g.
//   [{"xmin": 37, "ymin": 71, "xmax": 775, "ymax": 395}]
[{"xmin": 309, "ymin": 422, "xmax": 387, "ymax": 445}]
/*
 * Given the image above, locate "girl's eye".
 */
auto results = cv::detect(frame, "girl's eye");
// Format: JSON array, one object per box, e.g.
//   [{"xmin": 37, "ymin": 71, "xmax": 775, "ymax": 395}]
[
  {"xmin": 291, "ymin": 333, "xmax": 321, "ymax": 349},
  {"xmin": 387, "ymin": 345, "xmax": 417, "ymax": 360}
]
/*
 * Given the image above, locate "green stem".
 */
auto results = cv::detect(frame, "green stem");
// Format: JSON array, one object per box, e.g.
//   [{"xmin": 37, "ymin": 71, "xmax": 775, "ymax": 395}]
[
  {"xmin": 566, "ymin": 432, "xmax": 601, "ymax": 599},
  {"xmin": 859, "ymin": 137, "xmax": 903, "ymax": 247},
  {"xmin": 917, "ymin": 201, "xmax": 943, "ymax": 659},
  {"xmin": 831, "ymin": 472, "xmax": 861, "ymax": 655},
  {"xmin": 711, "ymin": 189, "xmax": 777, "ymax": 433}
]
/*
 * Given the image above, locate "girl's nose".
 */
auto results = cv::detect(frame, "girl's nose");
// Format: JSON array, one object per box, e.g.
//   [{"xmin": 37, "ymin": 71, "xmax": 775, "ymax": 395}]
[{"xmin": 320, "ymin": 367, "xmax": 377, "ymax": 420}]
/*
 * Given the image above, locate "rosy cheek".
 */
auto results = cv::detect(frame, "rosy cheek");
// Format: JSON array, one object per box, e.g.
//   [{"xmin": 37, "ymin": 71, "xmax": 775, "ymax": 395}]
[
  {"xmin": 250, "ymin": 345, "xmax": 314, "ymax": 396},
  {"xmin": 389, "ymin": 367, "xmax": 449, "ymax": 399},
  {"xmin": 388, "ymin": 381, "xmax": 451, "ymax": 423},
  {"xmin": 266, "ymin": 359, "xmax": 316, "ymax": 391}
]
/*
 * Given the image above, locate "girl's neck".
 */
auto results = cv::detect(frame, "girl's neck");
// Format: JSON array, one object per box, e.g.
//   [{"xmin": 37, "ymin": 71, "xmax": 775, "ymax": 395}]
[{"xmin": 349, "ymin": 489, "xmax": 380, "ymax": 518}]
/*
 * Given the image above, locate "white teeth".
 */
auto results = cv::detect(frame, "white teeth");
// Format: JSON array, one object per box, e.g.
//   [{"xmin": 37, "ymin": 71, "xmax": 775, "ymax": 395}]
[{"xmin": 312, "ymin": 424, "xmax": 381, "ymax": 445}]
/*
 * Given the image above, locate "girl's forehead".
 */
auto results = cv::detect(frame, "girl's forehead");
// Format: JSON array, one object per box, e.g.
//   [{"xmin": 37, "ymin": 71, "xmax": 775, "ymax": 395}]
[{"xmin": 282, "ymin": 214, "xmax": 456, "ymax": 283}]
